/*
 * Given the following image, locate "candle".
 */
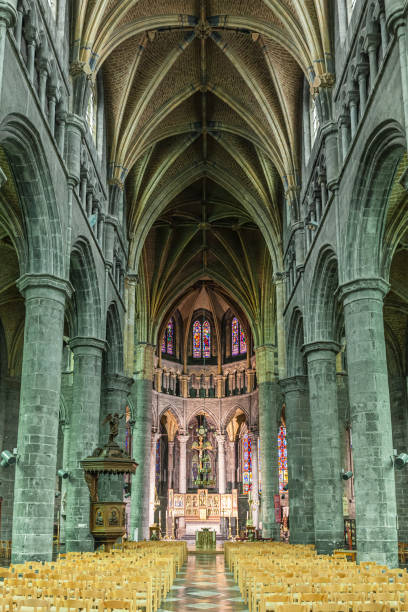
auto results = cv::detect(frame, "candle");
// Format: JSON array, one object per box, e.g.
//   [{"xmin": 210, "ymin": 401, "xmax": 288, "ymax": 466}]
[{"xmin": 246, "ymin": 511, "xmax": 248, "ymax": 521}]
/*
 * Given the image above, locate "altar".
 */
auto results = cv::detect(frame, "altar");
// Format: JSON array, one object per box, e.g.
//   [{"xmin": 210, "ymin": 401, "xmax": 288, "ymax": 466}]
[{"xmin": 168, "ymin": 488, "xmax": 238, "ymax": 534}]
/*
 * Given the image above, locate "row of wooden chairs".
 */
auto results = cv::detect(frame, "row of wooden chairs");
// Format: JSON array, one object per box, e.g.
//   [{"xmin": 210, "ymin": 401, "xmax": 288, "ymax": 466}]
[
  {"xmin": 0, "ymin": 541, "xmax": 187, "ymax": 612},
  {"xmin": 225, "ymin": 542, "xmax": 408, "ymax": 612}
]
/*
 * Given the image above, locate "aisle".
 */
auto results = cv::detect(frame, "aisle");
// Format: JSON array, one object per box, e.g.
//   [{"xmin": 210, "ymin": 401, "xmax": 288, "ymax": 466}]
[{"xmin": 158, "ymin": 552, "xmax": 249, "ymax": 611}]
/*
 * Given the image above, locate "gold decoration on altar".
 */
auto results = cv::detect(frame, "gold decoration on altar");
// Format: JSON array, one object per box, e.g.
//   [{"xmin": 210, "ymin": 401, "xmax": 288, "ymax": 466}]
[{"xmin": 167, "ymin": 489, "xmax": 238, "ymax": 520}]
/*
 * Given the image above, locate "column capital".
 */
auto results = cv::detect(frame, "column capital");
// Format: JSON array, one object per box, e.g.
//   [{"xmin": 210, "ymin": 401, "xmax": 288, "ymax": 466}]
[
  {"xmin": 17, "ymin": 273, "xmax": 73, "ymax": 303},
  {"xmin": 279, "ymin": 375, "xmax": 308, "ymax": 393},
  {"xmin": 302, "ymin": 340, "xmax": 340, "ymax": 356},
  {"xmin": 215, "ymin": 432, "xmax": 226, "ymax": 446},
  {"xmin": 125, "ymin": 271, "xmax": 139, "ymax": 286},
  {"xmin": 69, "ymin": 336, "xmax": 107, "ymax": 354},
  {"xmin": 103, "ymin": 374, "xmax": 133, "ymax": 393},
  {"xmin": 337, "ymin": 278, "xmax": 390, "ymax": 305},
  {"xmin": 178, "ymin": 433, "xmax": 190, "ymax": 445},
  {"xmin": 168, "ymin": 439, "xmax": 175, "ymax": 448}
]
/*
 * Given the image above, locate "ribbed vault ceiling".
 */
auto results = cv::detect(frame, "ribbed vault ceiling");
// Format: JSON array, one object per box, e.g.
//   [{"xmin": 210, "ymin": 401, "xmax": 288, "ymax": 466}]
[{"xmin": 74, "ymin": 0, "xmax": 332, "ymax": 343}]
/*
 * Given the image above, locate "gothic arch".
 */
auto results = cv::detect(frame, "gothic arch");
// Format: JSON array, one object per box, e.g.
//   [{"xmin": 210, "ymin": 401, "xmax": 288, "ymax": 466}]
[
  {"xmin": 222, "ymin": 404, "xmax": 250, "ymax": 433},
  {"xmin": 0, "ymin": 114, "xmax": 65, "ymax": 277},
  {"xmin": 342, "ymin": 120, "xmax": 406, "ymax": 283},
  {"xmin": 306, "ymin": 245, "xmax": 340, "ymax": 344},
  {"xmin": 105, "ymin": 302, "xmax": 124, "ymax": 375},
  {"xmin": 69, "ymin": 237, "xmax": 102, "ymax": 338},
  {"xmin": 158, "ymin": 405, "xmax": 183, "ymax": 433},
  {"xmin": 287, "ymin": 307, "xmax": 306, "ymax": 377}
]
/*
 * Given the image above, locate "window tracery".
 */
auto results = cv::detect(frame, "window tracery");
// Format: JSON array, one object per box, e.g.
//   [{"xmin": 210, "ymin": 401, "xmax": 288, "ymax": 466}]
[
  {"xmin": 232, "ymin": 317, "xmax": 247, "ymax": 356},
  {"xmin": 192, "ymin": 319, "xmax": 211, "ymax": 358},
  {"xmin": 162, "ymin": 318, "xmax": 175, "ymax": 356}
]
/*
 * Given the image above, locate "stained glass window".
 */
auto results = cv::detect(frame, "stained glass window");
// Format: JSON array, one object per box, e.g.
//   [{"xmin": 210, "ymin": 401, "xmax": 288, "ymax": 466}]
[
  {"xmin": 193, "ymin": 320, "xmax": 201, "ymax": 358},
  {"xmin": 162, "ymin": 318, "xmax": 175, "ymax": 355},
  {"xmin": 278, "ymin": 425, "xmax": 288, "ymax": 492},
  {"xmin": 240, "ymin": 328, "xmax": 247, "ymax": 354},
  {"xmin": 242, "ymin": 433, "xmax": 252, "ymax": 494},
  {"xmin": 232, "ymin": 317, "xmax": 247, "ymax": 356},
  {"xmin": 202, "ymin": 320, "xmax": 211, "ymax": 358},
  {"xmin": 232, "ymin": 317, "xmax": 239, "ymax": 356},
  {"xmin": 166, "ymin": 319, "xmax": 174, "ymax": 355}
]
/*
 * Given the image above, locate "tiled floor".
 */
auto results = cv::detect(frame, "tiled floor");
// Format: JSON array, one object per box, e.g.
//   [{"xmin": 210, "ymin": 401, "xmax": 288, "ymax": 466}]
[{"xmin": 158, "ymin": 552, "xmax": 248, "ymax": 611}]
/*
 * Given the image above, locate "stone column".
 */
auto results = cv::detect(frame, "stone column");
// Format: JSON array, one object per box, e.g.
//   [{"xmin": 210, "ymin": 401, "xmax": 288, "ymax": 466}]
[
  {"xmin": 11, "ymin": 274, "xmax": 71, "ymax": 563},
  {"xmin": 227, "ymin": 439, "xmax": 236, "ymax": 489},
  {"xmin": 0, "ymin": 377, "xmax": 19, "ymax": 542},
  {"xmin": 130, "ymin": 344, "xmax": 154, "ymax": 541},
  {"xmin": 99, "ymin": 374, "xmax": 133, "ymax": 501},
  {"xmin": 168, "ymin": 440, "xmax": 175, "ymax": 489},
  {"xmin": 339, "ymin": 279, "xmax": 398, "ymax": 567},
  {"xmin": 280, "ymin": 376, "xmax": 315, "ymax": 545},
  {"xmin": 180, "ymin": 375, "xmax": 189, "ymax": 398},
  {"xmin": 255, "ymin": 345, "xmax": 281, "ymax": 539},
  {"xmin": 216, "ymin": 433, "xmax": 227, "ymax": 494},
  {"xmin": 65, "ymin": 337, "xmax": 105, "ymax": 552},
  {"xmin": 148, "ymin": 431, "xmax": 161, "ymax": 527},
  {"xmin": 177, "ymin": 433, "xmax": 189, "ymax": 537},
  {"xmin": 302, "ymin": 341, "xmax": 344, "ymax": 554}
]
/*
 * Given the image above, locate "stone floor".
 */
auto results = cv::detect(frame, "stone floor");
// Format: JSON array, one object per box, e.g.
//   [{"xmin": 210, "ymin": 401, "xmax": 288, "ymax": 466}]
[{"xmin": 158, "ymin": 552, "xmax": 248, "ymax": 611}]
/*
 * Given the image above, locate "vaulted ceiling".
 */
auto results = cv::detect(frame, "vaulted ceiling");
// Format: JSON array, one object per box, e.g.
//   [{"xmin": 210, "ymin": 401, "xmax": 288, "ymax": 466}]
[{"xmin": 73, "ymin": 0, "xmax": 332, "ymax": 343}]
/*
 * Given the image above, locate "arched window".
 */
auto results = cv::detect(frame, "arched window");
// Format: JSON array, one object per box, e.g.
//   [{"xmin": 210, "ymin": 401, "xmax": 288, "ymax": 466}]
[
  {"xmin": 86, "ymin": 85, "xmax": 97, "ymax": 142},
  {"xmin": 193, "ymin": 320, "xmax": 202, "ymax": 358},
  {"xmin": 161, "ymin": 318, "xmax": 175, "ymax": 356},
  {"xmin": 278, "ymin": 425, "xmax": 288, "ymax": 491},
  {"xmin": 242, "ymin": 433, "xmax": 252, "ymax": 494},
  {"xmin": 192, "ymin": 319, "xmax": 211, "ymax": 358},
  {"xmin": 231, "ymin": 317, "xmax": 247, "ymax": 356},
  {"xmin": 310, "ymin": 97, "xmax": 319, "ymax": 146},
  {"xmin": 202, "ymin": 320, "xmax": 211, "ymax": 357}
]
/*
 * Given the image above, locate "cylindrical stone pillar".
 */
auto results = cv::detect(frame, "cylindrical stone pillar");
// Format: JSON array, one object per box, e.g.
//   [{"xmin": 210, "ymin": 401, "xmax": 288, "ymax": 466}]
[
  {"xmin": 280, "ymin": 376, "xmax": 315, "ymax": 544},
  {"xmin": 228, "ymin": 439, "xmax": 236, "ymax": 489},
  {"xmin": 339, "ymin": 279, "xmax": 398, "ymax": 567},
  {"xmin": 148, "ymin": 432, "xmax": 161, "ymax": 527},
  {"xmin": 303, "ymin": 341, "xmax": 344, "ymax": 554},
  {"xmin": 129, "ymin": 376, "xmax": 153, "ymax": 540},
  {"xmin": 11, "ymin": 274, "xmax": 71, "ymax": 563},
  {"xmin": 177, "ymin": 433, "xmax": 189, "ymax": 537},
  {"xmin": 216, "ymin": 433, "xmax": 226, "ymax": 494},
  {"xmin": 168, "ymin": 440, "xmax": 175, "ymax": 489},
  {"xmin": 256, "ymin": 344, "xmax": 281, "ymax": 539},
  {"xmin": 65, "ymin": 337, "xmax": 105, "ymax": 552}
]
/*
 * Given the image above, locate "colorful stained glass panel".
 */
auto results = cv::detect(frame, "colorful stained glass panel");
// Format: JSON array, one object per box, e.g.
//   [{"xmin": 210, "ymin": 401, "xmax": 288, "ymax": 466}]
[
  {"xmin": 278, "ymin": 425, "xmax": 288, "ymax": 491},
  {"xmin": 166, "ymin": 319, "xmax": 174, "ymax": 355},
  {"xmin": 242, "ymin": 434, "xmax": 252, "ymax": 494},
  {"xmin": 240, "ymin": 328, "xmax": 247, "ymax": 354},
  {"xmin": 232, "ymin": 317, "xmax": 239, "ymax": 356},
  {"xmin": 202, "ymin": 320, "xmax": 211, "ymax": 358},
  {"xmin": 193, "ymin": 320, "xmax": 201, "ymax": 358}
]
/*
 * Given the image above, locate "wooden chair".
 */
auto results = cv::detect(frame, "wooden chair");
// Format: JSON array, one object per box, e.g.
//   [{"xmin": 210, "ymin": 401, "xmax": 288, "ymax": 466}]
[
  {"xmin": 98, "ymin": 601, "xmax": 133, "ymax": 612},
  {"xmin": 13, "ymin": 600, "xmax": 51, "ymax": 612},
  {"xmin": 312, "ymin": 604, "xmax": 349, "ymax": 611},
  {"xmin": 55, "ymin": 600, "xmax": 92, "ymax": 611}
]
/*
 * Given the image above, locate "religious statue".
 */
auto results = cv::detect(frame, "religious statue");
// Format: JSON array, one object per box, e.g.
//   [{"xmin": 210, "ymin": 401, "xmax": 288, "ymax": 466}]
[
  {"xmin": 191, "ymin": 416, "xmax": 213, "ymax": 487},
  {"xmin": 103, "ymin": 412, "xmax": 124, "ymax": 445}
]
